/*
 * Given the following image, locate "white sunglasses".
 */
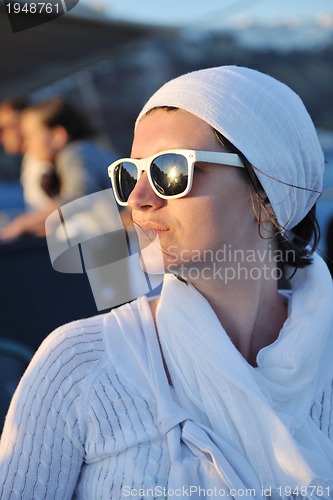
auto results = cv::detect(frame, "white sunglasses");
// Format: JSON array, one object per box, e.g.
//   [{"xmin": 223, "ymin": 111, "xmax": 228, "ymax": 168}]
[{"xmin": 108, "ymin": 149, "xmax": 244, "ymax": 206}]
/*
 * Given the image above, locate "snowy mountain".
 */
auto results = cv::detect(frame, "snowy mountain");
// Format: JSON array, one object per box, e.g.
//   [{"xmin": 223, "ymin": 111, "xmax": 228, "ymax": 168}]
[{"xmin": 221, "ymin": 19, "xmax": 333, "ymax": 52}]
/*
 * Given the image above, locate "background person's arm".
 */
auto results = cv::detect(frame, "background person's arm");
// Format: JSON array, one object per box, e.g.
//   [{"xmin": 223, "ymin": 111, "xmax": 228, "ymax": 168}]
[{"xmin": 0, "ymin": 203, "xmax": 58, "ymax": 241}]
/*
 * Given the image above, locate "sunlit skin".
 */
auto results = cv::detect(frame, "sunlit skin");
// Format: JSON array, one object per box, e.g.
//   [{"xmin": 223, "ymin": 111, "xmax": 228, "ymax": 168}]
[
  {"xmin": 0, "ymin": 105, "xmax": 22, "ymax": 156},
  {"xmin": 128, "ymin": 108, "xmax": 287, "ymax": 366}
]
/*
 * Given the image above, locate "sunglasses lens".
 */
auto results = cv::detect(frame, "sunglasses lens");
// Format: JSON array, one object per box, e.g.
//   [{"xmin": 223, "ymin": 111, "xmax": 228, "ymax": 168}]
[
  {"xmin": 151, "ymin": 153, "xmax": 188, "ymax": 196},
  {"xmin": 114, "ymin": 162, "xmax": 138, "ymax": 202}
]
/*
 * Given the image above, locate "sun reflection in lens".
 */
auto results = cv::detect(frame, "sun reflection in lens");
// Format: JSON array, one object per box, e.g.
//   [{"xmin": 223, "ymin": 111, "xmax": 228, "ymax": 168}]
[{"xmin": 168, "ymin": 166, "xmax": 178, "ymax": 180}]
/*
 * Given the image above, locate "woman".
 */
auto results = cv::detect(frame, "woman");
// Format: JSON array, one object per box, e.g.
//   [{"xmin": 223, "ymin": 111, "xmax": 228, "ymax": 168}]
[
  {"xmin": 0, "ymin": 66, "xmax": 332, "ymax": 499},
  {"xmin": 0, "ymin": 97, "xmax": 115, "ymax": 240}
]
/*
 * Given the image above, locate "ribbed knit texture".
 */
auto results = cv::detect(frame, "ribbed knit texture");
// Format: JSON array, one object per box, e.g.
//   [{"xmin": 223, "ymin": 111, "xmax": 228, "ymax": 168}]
[
  {"xmin": 0, "ymin": 311, "xmax": 170, "ymax": 499},
  {"xmin": 0, "ymin": 301, "xmax": 332, "ymax": 499}
]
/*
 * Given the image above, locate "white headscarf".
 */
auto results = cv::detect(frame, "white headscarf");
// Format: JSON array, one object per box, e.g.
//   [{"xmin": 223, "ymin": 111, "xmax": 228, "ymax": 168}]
[{"xmin": 136, "ymin": 66, "xmax": 324, "ymax": 230}]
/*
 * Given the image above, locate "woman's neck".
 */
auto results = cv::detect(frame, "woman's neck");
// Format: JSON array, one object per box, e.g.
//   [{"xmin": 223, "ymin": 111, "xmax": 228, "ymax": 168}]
[{"xmin": 189, "ymin": 269, "xmax": 288, "ymax": 366}]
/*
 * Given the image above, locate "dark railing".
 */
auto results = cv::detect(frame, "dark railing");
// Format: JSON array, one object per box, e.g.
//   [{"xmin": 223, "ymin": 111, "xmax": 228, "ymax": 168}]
[{"xmin": 0, "ymin": 235, "xmax": 99, "ymax": 352}]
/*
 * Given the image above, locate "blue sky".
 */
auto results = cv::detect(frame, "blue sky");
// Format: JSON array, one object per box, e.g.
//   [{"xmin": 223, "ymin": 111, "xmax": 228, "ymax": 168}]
[{"xmin": 79, "ymin": 0, "xmax": 333, "ymax": 28}]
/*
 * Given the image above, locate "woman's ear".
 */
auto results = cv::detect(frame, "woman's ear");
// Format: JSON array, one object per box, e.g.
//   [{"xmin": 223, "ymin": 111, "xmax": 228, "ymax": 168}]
[{"xmin": 51, "ymin": 125, "xmax": 69, "ymax": 150}]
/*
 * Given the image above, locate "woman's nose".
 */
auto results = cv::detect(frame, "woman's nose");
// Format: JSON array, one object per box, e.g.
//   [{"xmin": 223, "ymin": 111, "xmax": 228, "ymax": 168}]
[{"xmin": 127, "ymin": 172, "xmax": 164, "ymax": 210}]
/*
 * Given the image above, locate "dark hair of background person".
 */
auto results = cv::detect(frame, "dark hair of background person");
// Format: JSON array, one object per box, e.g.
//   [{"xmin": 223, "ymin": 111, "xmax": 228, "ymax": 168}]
[{"xmin": 28, "ymin": 97, "xmax": 95, "ymax": 142}]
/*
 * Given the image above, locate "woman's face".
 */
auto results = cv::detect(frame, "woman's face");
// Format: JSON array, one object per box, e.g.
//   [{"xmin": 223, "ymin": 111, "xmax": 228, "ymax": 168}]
[
  {"xmin": 129, "ymin": 108, "xmax": 261, "ymax": 279},
  {"xmin": 21, "ymin": 111, "xmax": 59, "ymax": 162}
]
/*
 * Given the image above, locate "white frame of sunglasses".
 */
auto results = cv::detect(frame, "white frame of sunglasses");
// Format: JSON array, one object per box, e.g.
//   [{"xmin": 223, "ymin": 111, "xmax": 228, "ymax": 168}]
[{"xmin": 108, "ymin": 149, "xmax": 244, "ymax": 206}]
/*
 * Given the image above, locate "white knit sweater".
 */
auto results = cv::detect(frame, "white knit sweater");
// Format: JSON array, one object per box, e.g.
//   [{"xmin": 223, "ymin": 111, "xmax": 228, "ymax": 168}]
[{"xmin": 0, "ymin": 296, "xmax": 332, "ymax": 499}]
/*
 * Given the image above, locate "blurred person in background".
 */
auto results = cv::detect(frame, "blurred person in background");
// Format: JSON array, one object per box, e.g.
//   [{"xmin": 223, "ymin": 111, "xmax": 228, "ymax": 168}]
[
  {"xmin": 0, "ymin": 96, "xmax": 58, "ymax": 210},
  {"xmin": 0, "ymin": 96, "xmax": 26, "ymax": 157},
  {"xmin": 0, "ymin": 97, "xmax": 117, "ymax": 241}
]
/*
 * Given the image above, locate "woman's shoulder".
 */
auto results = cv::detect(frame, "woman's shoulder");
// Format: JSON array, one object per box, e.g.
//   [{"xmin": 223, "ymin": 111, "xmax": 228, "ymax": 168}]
[
  {"xmin": 38, "ymin": 312, "xmax": 106, "ymax": 354},
  {"xmin": 35, "ymin": 295, "xmax": 153, "ymax": 368},
  {"xmin": 25, "ymin": 296, "xmax": 158, "ymax": 406},
  {"xmin": 24, "ymin": 313, "xmax": 109, "ymax": 389}
]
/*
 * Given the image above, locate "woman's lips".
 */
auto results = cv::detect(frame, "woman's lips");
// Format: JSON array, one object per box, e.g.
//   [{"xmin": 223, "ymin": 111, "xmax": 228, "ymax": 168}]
[{"xmin": 133, "ymin": 221, "xmax": 169, "ymax": 240}]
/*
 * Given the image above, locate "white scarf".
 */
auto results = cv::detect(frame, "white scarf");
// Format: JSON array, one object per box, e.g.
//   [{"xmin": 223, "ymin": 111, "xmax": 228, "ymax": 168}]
[
  {"xmin": 108, "ymin": 253, "xmax": 333, "ymax": 498},
  {"xmin": 150, "ymin": 253, "xmax": 333, "ymax": 498}
]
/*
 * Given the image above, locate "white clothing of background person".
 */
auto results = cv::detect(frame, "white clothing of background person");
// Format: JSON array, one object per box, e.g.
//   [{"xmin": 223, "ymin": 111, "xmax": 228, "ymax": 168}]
[{"xmin": 20, "ymin": 154, "xmax": 56, "ymax": 209}]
